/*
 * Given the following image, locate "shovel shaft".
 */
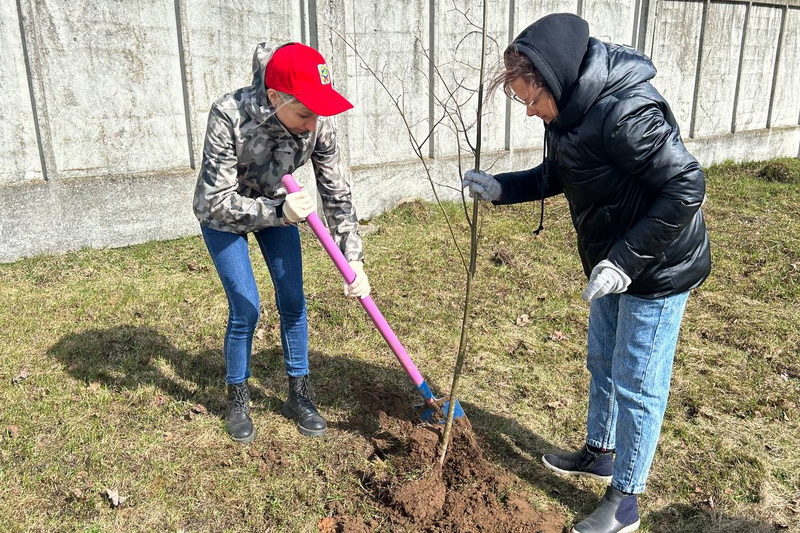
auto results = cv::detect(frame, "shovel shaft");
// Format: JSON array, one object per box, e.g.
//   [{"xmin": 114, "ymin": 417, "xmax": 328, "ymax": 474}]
[{"xmin": 282, "ymin": 174, "xmax": 431, "ymax": 397}]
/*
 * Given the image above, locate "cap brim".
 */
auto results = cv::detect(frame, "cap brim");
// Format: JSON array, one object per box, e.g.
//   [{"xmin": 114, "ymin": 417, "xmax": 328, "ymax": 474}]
[{"xmin": 294, "ymin": 88, "xmax": 354, "ymax": 116}]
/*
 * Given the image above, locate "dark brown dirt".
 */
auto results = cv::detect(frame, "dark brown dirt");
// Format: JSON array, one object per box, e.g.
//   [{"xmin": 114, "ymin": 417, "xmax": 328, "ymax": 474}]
[{"xmin": 322, "ymin": 381, "xmax": 567, "ymax": 532}]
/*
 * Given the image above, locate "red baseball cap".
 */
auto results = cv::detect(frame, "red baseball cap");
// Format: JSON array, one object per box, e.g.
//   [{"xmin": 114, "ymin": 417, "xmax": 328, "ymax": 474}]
[{"xmin": 265, "ymin": 43, "xmax": 353, "ymax": 116}]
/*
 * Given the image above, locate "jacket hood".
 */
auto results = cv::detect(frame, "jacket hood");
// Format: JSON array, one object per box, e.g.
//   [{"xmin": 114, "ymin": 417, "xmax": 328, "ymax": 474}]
[
  {"xmin": 244, "ymin": 42, "xmax": 281, "ymax": 123},
  {"xmin": 510, "ymin": 13, "xmax": 590, "ymax": 109},
  {"xmin": 550, "ymin": 39, "xmax": 657, "ymax": 131}
]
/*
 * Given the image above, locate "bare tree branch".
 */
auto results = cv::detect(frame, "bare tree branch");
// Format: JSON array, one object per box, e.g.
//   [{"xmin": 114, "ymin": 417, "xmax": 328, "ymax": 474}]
[{"xmin": 330, "ymin": 26, "xmax": 469, "ymax": 272}]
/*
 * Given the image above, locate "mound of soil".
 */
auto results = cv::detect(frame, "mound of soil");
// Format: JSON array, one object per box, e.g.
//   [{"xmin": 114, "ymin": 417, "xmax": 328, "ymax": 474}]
[{"xmin": 322, "ymin": 382, "xmax": 566, "ymax": 532}]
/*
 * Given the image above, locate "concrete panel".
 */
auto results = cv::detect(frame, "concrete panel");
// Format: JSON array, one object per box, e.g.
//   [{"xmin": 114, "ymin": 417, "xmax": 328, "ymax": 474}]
[
  {"xmin": 734, "ymin": 5, "xmax": 782, "ymax": 132},
  {"xmin": 692, "ymin": 2, "xmax": 746, "ymax": 137},
  {"xmin": 0, "ymin": 1, "xmax": 41, "ymax": 184},
  {"xmin": 342, "ymin": 0, "xmax": 429, "ymax": 167},
  {"xmin": 770, "ymin": 8, "xmax": 800, "ymax": 127},
  {"xmin": 30, "ymin": 0, "xmax": 190, "ymax": 177},
  {"xmin": 509, "ymin": 1, "xmax": 576, "ymax": 153},
  {"xmin": 2, "ymin": 0, "xmax": 800, "ymax": 264},
  {"xmin": 350, "ymin": 147, "xmax": 538, "ymax": 220},
  {"xmin": 583, "ymin": 0, "xmax": 637, "ymax": 46},
  {"xmin": 686, "ymin": 126, "xmax": 800, "ymax": 167},
  {"xmin": 434, "ymin": 0, "xmax": 510, "ymax": 161},
  {"xmin": 515, "ymin": 0, "xmax": 577, "ymax": 28},
  {"xmin": 181, "ymin": 0, "xmax": 302, "ymax": 168},
  {"xmin": 647, "ymin": 0, "xmax": 703, "ymax": 132},
  {"xmin": 0, "ymin": 171, "xmax": 197, "ymax": 263}
]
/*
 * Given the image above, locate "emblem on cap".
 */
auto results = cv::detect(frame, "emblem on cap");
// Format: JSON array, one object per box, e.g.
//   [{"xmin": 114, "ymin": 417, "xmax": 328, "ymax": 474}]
[{"xmin": 318, "ymin": 64, "xmax": 331, "ymax": 85}]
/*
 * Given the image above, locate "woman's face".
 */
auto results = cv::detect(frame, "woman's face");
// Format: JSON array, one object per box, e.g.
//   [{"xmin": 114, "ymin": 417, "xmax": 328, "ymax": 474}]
[
  {"xmin": 267, "ymin": 89, "xmax": 318, "ymax": 135},
  {"xmin": 507, "ymin": 77, "xmax": 559, "ymax": 124}
]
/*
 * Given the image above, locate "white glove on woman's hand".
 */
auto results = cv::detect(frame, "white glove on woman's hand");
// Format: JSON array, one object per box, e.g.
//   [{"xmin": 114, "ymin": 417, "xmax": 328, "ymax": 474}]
[
  {"xmin": 582, "ymin": 260, "xmax": 631, "ymax": 301},
  {"xmin": 284, "ymin": 189, "xmax": 316, "ymax": 224},
  {"xmin": 344, "ymin": 261, "xmax": 371, "ymax": 298},
  {"xmin": 461, "ymin": 169, "xmax": 501, "ymax": 202}
]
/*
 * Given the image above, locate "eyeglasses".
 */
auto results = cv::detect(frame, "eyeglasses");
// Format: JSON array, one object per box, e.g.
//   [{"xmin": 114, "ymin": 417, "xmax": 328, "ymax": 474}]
[{"xmin": 503, "ymin": 84, "xmax": 542, "ymax": 108}]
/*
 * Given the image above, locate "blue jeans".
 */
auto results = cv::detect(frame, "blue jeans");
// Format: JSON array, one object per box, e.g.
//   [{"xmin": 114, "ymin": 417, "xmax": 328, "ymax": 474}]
[
  {"xmin": 585, "ymin": 291, "xmax": 689, "ymax": 494},
  {"xmin": 201, "ymin": 225, "xmax": 309, "ymax": 383}
]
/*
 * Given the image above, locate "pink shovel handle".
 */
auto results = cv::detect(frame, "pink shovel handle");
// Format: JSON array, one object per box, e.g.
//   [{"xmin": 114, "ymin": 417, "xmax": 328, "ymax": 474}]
[{"xmin": 282, "ymin": 174, "xmax": 425, "ymax": 387}]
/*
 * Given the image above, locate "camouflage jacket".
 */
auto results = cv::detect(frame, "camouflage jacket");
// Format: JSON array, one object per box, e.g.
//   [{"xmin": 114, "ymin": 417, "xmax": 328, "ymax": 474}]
[{"xmin": 193, "ymin": 42, "xmax": 363, "ymax": 261}]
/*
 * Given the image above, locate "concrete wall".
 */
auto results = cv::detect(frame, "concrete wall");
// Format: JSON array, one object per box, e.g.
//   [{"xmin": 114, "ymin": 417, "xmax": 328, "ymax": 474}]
[{"xmin": 2, "ymin": 0, "xmax": 799, "ymax": 262}]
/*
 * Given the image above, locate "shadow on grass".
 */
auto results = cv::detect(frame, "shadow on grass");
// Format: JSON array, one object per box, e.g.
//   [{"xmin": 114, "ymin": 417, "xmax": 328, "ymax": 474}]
[
  {"xmin": 46, "ymin": 327, "xmax": 774, "ymax": 531},
  {"xmin": 46, "ymin": 325, "xmax": 285, "ymax": 417}
]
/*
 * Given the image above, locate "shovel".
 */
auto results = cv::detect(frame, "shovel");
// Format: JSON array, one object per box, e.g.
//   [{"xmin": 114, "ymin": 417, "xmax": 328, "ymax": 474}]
[{"xmin": 282, "ymin": 174, "xmax": 464, "ymax": 423}]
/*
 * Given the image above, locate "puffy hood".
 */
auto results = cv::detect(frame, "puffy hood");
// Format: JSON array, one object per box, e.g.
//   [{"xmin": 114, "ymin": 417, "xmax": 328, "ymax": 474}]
[
  {"xmin": 550, "ymin": 39, "xmax": 657, "ymax": 131},
  {"xmin": 510, "ymin": 13, "xmax": 590, "ymax": 110}
]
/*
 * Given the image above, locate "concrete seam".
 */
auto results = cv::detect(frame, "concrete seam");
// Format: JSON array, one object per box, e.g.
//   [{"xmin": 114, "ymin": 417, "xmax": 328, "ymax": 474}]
[
  {"xmin": 505, "ymin": 0, "xmax": 515, "ymax": 151},
  {"xmin": 309, "ymin": 0, "xmax": 318, "ymax": 50},
  {"xmin": 16, "ymin": 0, "xmax": 54, "ymax": 182},
  {"xmin": 766, "ymin": 4, "xmax": 787, "ymax": 129},
  {"xmin": 636, "ymin": 0, "xmax": 651, "ymax": 53},
  {"xmin": 174, "ymin": 0, "xmax": 195, "ymax": 170},
  {"xmin": 428, "ymin": 0, "xmax": 436, "ymax": 159},
  {"xmin": 731, "ymin": 2, "xmax": 752, "ymax": 134},
  {"xmin": 689, "ymin": 0, "xmax": 711, "ymax": 138},
  {"xmin": 300, "ymin": 0, "xmax": 307, "ymax": 44},
  {"xmin": 714, "ymin": 0, "xmax": 798, "ymax": 6}
]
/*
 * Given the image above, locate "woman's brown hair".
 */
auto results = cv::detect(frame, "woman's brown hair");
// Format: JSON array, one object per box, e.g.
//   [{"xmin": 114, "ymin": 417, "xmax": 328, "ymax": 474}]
[{"xmin": 487, "ymin": 45, "xmax": 546, "ymax": 99}]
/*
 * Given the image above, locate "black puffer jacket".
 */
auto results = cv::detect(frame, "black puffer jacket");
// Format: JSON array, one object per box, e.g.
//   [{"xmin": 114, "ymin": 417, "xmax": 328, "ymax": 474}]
[{"xmin": 495, "ymin": 14, "xmax": 711, "ymax": 299}]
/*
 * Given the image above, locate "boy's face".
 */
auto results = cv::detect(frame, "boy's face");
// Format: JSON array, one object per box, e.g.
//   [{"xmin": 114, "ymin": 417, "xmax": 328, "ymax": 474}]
[
  {"xmin": 267, "ymin": 89, "xmax": 318, "ymax": 135},
  {"xmin": 507, "ymin": 77, "xmax": 559, "ymax": 124}
]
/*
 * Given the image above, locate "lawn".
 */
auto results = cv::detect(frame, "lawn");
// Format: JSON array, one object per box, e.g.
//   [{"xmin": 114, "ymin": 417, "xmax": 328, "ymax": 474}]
[{"xmin": 1, "ymin": 158, "xmax": 798, "ymax": 532}]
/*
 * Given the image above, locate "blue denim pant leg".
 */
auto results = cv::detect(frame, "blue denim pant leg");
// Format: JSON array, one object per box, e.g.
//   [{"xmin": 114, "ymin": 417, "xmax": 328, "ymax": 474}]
[
  {"xmin": 202, "ymin": 225, "xmax": 309, "ymax": 384},
  {"xmin": 202, "ymin": 226, "xmax": 261, "ymax": 384},
  {"xmin": 252, "ymin": 226, "xmax": 308, "ymax": 378},
  {"xmin": 585, "ymin": 291, "xmax": 690, "ymax": 494}
]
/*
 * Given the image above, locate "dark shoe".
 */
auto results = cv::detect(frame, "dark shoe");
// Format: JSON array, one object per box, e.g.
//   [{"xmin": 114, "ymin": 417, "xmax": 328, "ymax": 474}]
[
  {"xmin": 542, "ymin": 445, "xmax": 613, "ymax": 482},
  {"xmin": 572, "ymin": 486, "xmax": 640, "ymax": 533},
  {"xmin": 226, "ymin": 381, "xmax": 256, "ymax": 444},
  {"xmin": 281, "ymin": 375, "xmax": 328, "ymax": 437}
]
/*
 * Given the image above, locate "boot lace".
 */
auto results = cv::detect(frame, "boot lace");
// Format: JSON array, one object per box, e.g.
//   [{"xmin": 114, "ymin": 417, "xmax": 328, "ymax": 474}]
[
  {"xmin": 230, "ymin": 384, "xmax": 250, "ymax": 413},
  {"xmin": 293, "ymin": 377, "xmax": 317, "ymax": 408}
]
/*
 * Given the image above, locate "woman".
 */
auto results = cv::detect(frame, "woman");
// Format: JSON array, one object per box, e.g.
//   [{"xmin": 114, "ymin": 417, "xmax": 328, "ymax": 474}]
[
  {"xmin": 193, "ymin": 42, "xmax": 369, "ymax": 443},
  {"xmin": 462, "ymin": 13, "xmax": 711, "ymax": 533}
]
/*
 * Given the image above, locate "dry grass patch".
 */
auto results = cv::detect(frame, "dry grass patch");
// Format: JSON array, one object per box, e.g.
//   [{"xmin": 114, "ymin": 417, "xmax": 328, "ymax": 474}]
[{"xmin": 1, "ymin": 159, "xmax": 798, "ymax": 532}]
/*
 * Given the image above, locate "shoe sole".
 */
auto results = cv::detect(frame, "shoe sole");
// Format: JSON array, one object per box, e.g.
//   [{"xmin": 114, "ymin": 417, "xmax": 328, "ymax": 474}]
[
  {"xmin": 542, "ymin": 455, "xmax": 613, "ymax": 483},
  {"xmin": 572, "ymin": 519, "xmax": 640, "ymax": 533},
  {"xmin": 281, "ymin": 403, "xmax": 328, "ymax": 437}
]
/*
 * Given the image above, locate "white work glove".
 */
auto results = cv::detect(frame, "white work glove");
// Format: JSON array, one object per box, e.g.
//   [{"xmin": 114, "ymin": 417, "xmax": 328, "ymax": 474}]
[
  {"xmin": 461, "ymin": 169, "xmax": 501, "ymax": 202},
  {"xmin": 344, "ymin": 261, "xmax": 371, "ymax": 298},
  {"xmin": 582, "ymin": 259, "xmax": 632, "ymax": 302},
  {"xmin": 283, "ymin": 189, "xmax": 316, "ymax": 224}
]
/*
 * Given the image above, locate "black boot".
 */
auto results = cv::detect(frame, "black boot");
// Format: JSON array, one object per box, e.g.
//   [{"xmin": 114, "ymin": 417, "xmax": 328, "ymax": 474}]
[
  {"xmin": 281, "ymin": 375, "xmax": 327, "ymax": 437},
  {"xmin": 572, "ymin": 486, "xmax": 640, "ymax": 533},
  {"xmin": 226, "ymin": 381, "xmax": 256, "ymax": 444}
]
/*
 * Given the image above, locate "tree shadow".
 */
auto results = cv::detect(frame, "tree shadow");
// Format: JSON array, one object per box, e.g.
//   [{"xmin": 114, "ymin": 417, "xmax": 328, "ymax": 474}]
[{"xmin": 46, "ymin": 328, "xmax": 776, "ymax": 530}]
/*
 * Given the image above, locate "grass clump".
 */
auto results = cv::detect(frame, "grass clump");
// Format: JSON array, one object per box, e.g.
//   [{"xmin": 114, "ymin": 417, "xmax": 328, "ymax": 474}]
[{"xmin": 757, "ymin": 157, "xmax": 800, "ymax": 183}]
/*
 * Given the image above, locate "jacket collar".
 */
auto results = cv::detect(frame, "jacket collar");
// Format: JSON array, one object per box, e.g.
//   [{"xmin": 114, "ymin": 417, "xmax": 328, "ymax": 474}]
[{"xmin": 549, "ymin": 39, "xmax": 657, "ymax": 132}]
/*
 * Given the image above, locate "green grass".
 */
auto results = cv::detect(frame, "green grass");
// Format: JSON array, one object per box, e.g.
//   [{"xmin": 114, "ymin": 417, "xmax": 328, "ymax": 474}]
[{"xmin": 1, "ymin": 158, "xmax": 798, "ymax": 532}]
